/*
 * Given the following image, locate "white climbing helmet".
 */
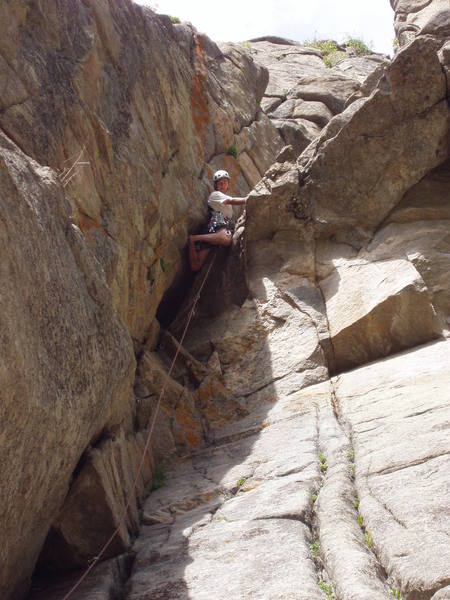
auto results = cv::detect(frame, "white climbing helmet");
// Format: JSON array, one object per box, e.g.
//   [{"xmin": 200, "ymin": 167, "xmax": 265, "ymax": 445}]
[{"xmin": 213, "ymin": 169, "xmax": 230, "ymax": 182}]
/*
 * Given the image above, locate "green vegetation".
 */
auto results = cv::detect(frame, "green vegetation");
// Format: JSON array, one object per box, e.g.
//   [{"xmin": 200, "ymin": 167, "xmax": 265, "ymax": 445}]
[
  {"xmin": 151, "ymin": 465, "xmax": 165, "ymax": 490},
  {"xmin": 319, "ymin": 453, "xmax": 328, "ymax": 474},
  {"xmin": 241, "ymin": 40, "xmax": 252, "ymax": 50},
  {"xmin": 357, "ymin": 515, "xmax": 364, "ymax": 527},
  {"xmin": 343, "ymin": 38, "xmax": 372, "ymax": 56},
  {"xmin": 347, "ymin": 448, "xmax": 354, "ymax": 462},
  {"xmin": 159, "ymin": 257, "xmax": 166, "ymax": 272},
  {"xmin": 312, "ymin": 493, "xmax": 318, "ymax": 503},
  {"xmin": 170, "ymin": 15, "xmax": 181, "ymax": 24},
  {"xmin": 305, "ymin": 39, "xmax": 338, "ymax": 55},
  {"xmin": 236, "ymin": 476, "xmax": 247, "ymax": 489},
  {"xmin": 302, "ymin": 37, "xmax": 372, "ymax": 68},
  {"xmin": 318, "ymin": 580, "xmax": 334, "ymax": 599},
  {"xmin": 227, "ymin": 143, "xmax": 239, "ymax": 159},
  {"xmin": 303, "ymin": 39, "xmax": 342, "ymax": 67},
  {"xmin": 310, "ymin": 540, "xmax": 320, "ymax": 556},
  {"xmin": 392, "ymin": 589, "xmax": 403, "ymax": 600},
  {"xmin": 364, "ymin": 531, "xmax": 374, "ymax": 548},
  {"xmin": 354, "ymin": 499, "xmax": 359, "ymax": 510},
  {"xmin": 215, "ymin": 513, "xmax": 229, "ymax": 522}
]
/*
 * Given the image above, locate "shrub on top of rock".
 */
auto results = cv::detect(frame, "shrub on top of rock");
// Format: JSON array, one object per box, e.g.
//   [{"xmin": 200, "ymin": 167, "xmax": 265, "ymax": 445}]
[{"xmin": 302, "ymin": 37, "xmax": 373, "ymax": 67}]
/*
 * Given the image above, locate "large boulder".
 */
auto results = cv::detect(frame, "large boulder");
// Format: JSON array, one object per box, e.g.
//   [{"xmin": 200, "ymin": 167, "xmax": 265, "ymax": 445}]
[
  {"xmin": 247, "ymin": 38, "xmax": 388, "ymax": 156},
  {"xmin": 0, "ymin": 132, "xmax": 135, "ymax": 599},
  {"xmin": 246, "ymin": 35, "xmax": 449, "ymax": 242},
  {"xmin": 320, "ymin": 257, "xmax": 442, "ymax": 372},
  {"xmin": 391, "ymin": 0, "xmax": 450, "ymax": 45}
]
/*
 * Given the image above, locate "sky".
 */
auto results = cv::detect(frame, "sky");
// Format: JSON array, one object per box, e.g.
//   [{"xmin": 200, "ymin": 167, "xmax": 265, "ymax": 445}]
[{"xmin": 135, "ymin": 0, "xmax": 395, "ymax": 56}]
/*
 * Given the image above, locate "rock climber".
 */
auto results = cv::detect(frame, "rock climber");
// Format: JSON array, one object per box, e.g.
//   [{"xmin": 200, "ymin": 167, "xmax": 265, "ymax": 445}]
[{"xmin": 188, "ymin": 169, "xmax": 247, "ymax": 271}]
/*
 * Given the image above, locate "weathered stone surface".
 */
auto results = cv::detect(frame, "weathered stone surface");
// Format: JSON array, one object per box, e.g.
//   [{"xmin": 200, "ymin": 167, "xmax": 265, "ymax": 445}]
[
  {"xmin": 391, "ymin": 0, "xmax": 450, "ymax": 45},
  {"xmin": 335, "ymin": 340, "xmax": 450, "ymax": 599},
  {"xmin": 289, "ymin": 72, "xmax": 362, "ymax": 114},
  {"xmin": 439, "ymin": 40, "xmax": 450, "ymax": 95},
  {"xmin": 0, "ymin": 2, "xmax": 287, "ymax": 593},
  {"xmin": 301, "ymin": 37, "xmax": 448, "ymax": 234},
  {"xmin": 248, "ymin": 35, "xmax": 449, "ymax": 241},
  {"xmin": 183, "ymin": 269, "xmax": 328, "ymax": 404},
  {"xmin": 270, "ymin": 98, "xmax": 334, "ymax": 127},
  {"xmin": 317, "ymin": 385, "xmax": 392, "ymax": 600},
  {"xmin": 247, "ymin": 39, "xmax": 388, "ymax": 157},
  {"xmin": 272, "ymin": 117, "xmax": 321, "ymax": 156},
  {"xmin": 248, "ymin": 40, "xmax": 326, "ymax": 97},
  {"xmin": 320, "ymin": 257, "xmax": 442, "ymax": 372},
  {"xmin": 0, "ymin": 131, "xmax": 135, "ymax": 599},
  {"xmin": 0, "ymin": 1, "xmax": 281, "ymax": 345},
  {"xmin": 124, "ymin": 339, "xmax": 450, "ymax": 600},
  {"xmin": 335, "ymin": 55, "xmax": 387, "ymax": 84},
  {"xmin": 127, "ymin": 381, "xmax": 324, "ymax": 600},
  {"xmin": 432, "ymin": 586, "xmax": 450, "ymax": 600},
  {"xmin": 37, "ymin": 432, "xmax": 152, "ymax": 572},
  {"xmin": 363, "ymin": 220, "xmax": 450, "ymax": 330},
  {"xmin": 3, "ymin": 1, "xmax": 450, "ymax": 598},
  {"xmin": 386, "ymin": 158, "xmax": 450, "ymax": 223}
]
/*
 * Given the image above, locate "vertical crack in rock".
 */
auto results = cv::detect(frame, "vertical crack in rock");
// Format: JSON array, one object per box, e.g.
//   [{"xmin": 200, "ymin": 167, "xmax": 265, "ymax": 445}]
[{"xmin": 315, "ymin": 381, "xmax": 392, "ymax": 599}]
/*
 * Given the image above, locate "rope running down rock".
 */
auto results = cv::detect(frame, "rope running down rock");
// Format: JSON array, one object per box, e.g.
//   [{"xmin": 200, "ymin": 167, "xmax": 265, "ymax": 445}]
[{"xmin": 62, "ymin": 252, "xmax": 217, "ymax": 600}]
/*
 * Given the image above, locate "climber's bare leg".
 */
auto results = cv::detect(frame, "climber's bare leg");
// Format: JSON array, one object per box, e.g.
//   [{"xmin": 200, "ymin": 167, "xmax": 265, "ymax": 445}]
[
  {"xmin": 189, "ymin": 240, "xmax": 210, "ymax": 272},
  {"xmin": 190, "ymin": 228, "xmax": 232, "ymax": 247}
]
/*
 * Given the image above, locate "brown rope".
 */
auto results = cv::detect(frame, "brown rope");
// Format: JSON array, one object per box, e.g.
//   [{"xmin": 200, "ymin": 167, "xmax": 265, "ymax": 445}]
[{"xmin": 62, "ymin": 253, "xmax": 216, "ymax": 599}]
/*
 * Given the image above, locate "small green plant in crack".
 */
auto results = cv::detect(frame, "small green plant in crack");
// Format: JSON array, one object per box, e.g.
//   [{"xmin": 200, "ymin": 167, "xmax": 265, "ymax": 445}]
[
  {"xmin": 319, "ymin": 453, "xmax": 328, "ymax": 474},
  {"xmin": 170, "ymin": 15, "xmax": 181, "ymax": 24},
  {"xmin": 354, "ymin": 498, "xmax": 359, "ymax": 510},
  {"xmin": 364, "ymin": 530, "xmax": 374, "ymax": 548},
  {"xmin": 310, "ymin": 540, "xmax": 320, "ymax": 557},
  {"xmin": 391, "ymin": 588, "xmax": 403, "ymax": 600},
  {"xmin": 312, "ymin": 493, "xmax": 318, "ymax": 503},
  {"xmin": 236, "ymin": 476, "xmax": 247, "ymax": 489},
  {"xmin": 318, "ymin": 579, "xmax": 334, "ymax": 599},
  {"xmin": 343, "ymin": 37, "xmax": 372, "ymax": 56},
  {"xmin": 356, "ymin": 515, "xmax": 364, "ymax": 527},
  {"xmin": 227, "ymin": 143, "xmax": 239, "ymax": 159},
  {"xmin": 151, "ymin": 465, "xmax": 165, "ymax": 490},
  {"xmin": 347, "ymin": 448, "xmax": 354, "ymax": 462},
  {"xmin": 215, "ymin": 513, "xmax": 229, "ymax": 522}
]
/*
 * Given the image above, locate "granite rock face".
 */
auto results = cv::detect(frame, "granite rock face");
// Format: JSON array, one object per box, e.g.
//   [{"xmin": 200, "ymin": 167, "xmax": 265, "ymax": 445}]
[
  {"xmin": 246, "ymin": 36, "xmax": 449, "ymax": 241},
  {"xmin": 247, "ymin": 37, "xmax": 388, "ymax": 156},
  {"xmin": 3, "ymin": 0, "xmax": 450, "ymax": 599},
  {"xmin": 0, "ymin": 1, "xmax": 282, "ymax": 597},
  {"xmin": 391, "ymin": 0, "xmax": 450, "ymax": 45},
  {"xmin": 0, "ymin": 131, "xmax": 135, "ymax": 599},
  {"xmin": 0, "ymin": 0, "xmax": 281, "ymax": 345},
  {"xmin": 116, "ymin": 6, "xmax": 450, "ymax": 599}
]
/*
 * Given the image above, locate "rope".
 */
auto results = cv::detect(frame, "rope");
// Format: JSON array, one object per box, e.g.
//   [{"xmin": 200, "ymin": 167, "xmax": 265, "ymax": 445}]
[{"xmin": 62, "ymin": 253, "xmax": 216, "ymax": 599}]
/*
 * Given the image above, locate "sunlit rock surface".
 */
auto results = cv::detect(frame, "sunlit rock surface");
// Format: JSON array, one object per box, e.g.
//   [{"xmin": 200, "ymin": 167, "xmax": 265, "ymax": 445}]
[{"xmin": 1, "ymin": 0, "xmax": 450, "ymax": 599}]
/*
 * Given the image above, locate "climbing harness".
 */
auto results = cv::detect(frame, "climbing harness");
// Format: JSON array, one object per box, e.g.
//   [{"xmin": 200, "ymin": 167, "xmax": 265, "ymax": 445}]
[{"xmin": 62, "ymin": 252, "xmax": 216, "ymax": 600}]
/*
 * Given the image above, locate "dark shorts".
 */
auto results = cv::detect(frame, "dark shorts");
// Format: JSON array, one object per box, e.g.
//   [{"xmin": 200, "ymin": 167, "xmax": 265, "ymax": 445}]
[{"xmin": 195, "ymin": 212, "xmax": 235, "ymax": 250}]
